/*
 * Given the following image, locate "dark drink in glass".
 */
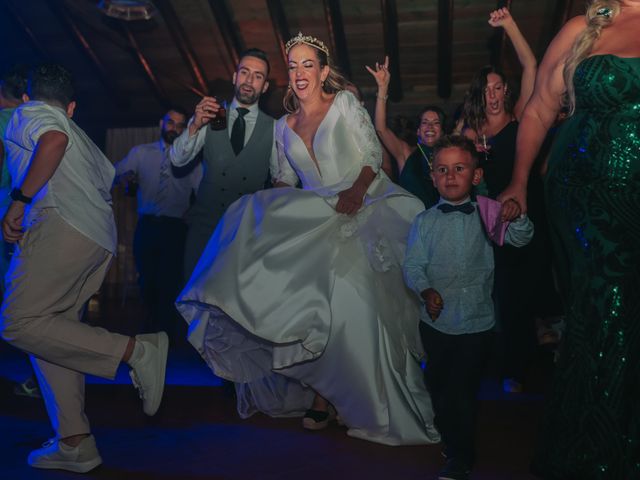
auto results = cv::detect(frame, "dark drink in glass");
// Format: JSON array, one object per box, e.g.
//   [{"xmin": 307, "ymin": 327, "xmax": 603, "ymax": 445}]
[{"xmin": 209, "ymin": 98, "xmax": 227, "ymax": 130}]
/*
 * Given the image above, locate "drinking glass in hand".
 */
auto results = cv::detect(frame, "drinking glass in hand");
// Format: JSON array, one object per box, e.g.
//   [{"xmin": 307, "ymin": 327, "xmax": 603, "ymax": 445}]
[{"xmin": 209, "ymin": 98, "xmax": 227, "ymax": 130}]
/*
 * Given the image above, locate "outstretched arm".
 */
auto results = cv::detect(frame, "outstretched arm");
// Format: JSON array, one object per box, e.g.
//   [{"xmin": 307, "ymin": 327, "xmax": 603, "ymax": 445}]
[
  {"xmin": 365, "ymin": 56, "xmax": 413, "ymax": 171},
  {"xmin": 498, "ymin": 15, "xmax": 586, "ymax": 212},
  {"xmin": 489, "ymin": 8, "xmax": 537, "ymax": 119}
]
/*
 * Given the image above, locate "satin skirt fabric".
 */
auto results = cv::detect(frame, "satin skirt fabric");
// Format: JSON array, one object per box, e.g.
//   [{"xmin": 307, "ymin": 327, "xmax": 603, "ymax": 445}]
[{"xmin": 177, "ymin": 177, "xmax": 440, "ymax": 445}]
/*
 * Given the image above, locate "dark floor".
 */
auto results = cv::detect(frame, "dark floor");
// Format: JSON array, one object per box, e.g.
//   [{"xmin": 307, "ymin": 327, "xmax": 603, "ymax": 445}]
[{"xmin": 0, "ymin": 296, "xmax": 552, "ymax": 479}]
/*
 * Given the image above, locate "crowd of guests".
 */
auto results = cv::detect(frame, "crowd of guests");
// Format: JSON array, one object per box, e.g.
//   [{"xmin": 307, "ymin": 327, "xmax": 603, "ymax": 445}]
[{"xmin": 0, "ymin": 1, "xmax": 637, "ymax": 479}]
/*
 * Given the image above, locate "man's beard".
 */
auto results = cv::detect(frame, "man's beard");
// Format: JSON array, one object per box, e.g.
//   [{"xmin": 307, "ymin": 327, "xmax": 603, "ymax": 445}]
[
  {"xmin": 161, "ymin": 130, "xmax": 179, "ymax": 144},
  {"xmin": 235, "ymin": 83, "xmax": 259, "ymax": 105}
]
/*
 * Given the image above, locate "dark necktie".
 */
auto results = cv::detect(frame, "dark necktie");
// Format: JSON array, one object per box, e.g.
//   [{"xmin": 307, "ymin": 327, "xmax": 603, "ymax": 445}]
[
  {"xmin": 230, "ymin": 107, "xmax": 249, "ymax": 155},
  {"xmin": 437, "ymin": 202, "xmax": 475, "ymax": 214}
]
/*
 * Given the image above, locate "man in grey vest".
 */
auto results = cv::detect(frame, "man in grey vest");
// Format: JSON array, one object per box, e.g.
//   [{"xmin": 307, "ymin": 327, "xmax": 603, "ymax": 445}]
[{"xmin": 170, "ymin": 48, "xmax": 276, "ymax": 279}]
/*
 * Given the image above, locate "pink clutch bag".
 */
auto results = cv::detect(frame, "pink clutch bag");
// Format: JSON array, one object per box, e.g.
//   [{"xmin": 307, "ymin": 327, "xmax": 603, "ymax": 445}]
[{"xmin": 476, "ymin": 195, "xmax": 510, "ymax": 246}]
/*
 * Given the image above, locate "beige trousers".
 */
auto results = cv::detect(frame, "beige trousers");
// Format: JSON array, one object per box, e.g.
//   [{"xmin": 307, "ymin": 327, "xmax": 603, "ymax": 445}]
[{"xmin": 1, "ymin": 209, "xmax": 129, "ymax": 438}]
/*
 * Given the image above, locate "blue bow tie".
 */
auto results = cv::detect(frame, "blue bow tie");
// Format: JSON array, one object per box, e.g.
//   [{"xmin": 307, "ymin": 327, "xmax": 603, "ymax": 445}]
[{"xmin": 437, "ymin": 202, "xmax": 475, "ymax": 214}]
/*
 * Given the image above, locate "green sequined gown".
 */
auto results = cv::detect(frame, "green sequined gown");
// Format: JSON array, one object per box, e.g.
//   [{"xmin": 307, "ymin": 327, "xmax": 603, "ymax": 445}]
[{"xmin": 535, "ymin": 55, "xmax": 640, "ymax": 479}]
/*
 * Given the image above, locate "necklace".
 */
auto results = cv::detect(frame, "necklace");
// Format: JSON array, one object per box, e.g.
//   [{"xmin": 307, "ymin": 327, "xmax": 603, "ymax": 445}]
[{"xmin": 416, "ymin": 143, "xmax": 433, "ymax": 171}]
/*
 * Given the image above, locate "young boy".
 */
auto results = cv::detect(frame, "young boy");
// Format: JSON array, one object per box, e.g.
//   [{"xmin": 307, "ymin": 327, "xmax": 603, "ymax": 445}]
[
  {"xmin": 403, "ymin": 135, "xmax": 533, "ymax": 480},
  {"xmin": 0, "ymin": 64, "xmax": 168, "ymax": 473}
]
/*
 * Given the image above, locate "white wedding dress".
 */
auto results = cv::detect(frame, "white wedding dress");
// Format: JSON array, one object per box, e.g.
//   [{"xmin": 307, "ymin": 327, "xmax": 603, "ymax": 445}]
[{"xmin": 178, "ymin": 90, "xmax": 439, "ymax": 445}]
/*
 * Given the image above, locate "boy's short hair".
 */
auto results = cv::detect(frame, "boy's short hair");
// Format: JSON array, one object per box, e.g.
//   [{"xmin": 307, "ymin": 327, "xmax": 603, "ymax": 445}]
[
  {"xmin": 239, "ymin": 48, "xmax": 270, "ymax": 76},
  {"xmin": 27, "ymin": 64, "xmax": 75, "ymax": 107},
  {"xmin": 0, "ymin": 64, "xmax": 28, "ymax": 101},
  {"xmin": 432, "ymin": 134, "xmax": 479, "ymax": 168}
]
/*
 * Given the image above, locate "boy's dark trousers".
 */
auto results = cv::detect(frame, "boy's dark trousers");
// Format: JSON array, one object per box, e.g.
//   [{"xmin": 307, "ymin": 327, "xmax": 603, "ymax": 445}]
[{"xmin": 420, "ymin": 322, "xmax": 493, "ymax": 468}]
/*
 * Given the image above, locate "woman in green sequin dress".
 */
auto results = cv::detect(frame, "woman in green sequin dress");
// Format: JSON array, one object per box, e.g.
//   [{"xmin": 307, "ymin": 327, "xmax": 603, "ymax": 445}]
[{"xmin": 499, "ymin": 1, "xmax": 640, "ymax": 478}]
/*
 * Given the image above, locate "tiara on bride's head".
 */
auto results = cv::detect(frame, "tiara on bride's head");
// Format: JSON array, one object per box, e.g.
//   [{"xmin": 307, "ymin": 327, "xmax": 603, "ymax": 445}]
[{"xmin": 285, "ymin": 32, "xmax": 330, "ymax": 57}]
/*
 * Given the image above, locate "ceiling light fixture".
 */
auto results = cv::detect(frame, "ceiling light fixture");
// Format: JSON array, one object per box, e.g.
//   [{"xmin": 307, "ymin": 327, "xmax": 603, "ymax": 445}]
[{"xmin": 98, "ymin": 0, "xmax": 157, "ymax": 21}]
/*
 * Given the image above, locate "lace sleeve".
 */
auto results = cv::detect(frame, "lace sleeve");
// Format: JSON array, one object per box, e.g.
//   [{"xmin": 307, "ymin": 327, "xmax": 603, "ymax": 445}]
[
  {"xmin": 335, "ymin": 90, "xmax": 382, "ymax": 172},
  {"xmin": 273, "ymin": 117, "xmax": 299, "ymax": 186}
]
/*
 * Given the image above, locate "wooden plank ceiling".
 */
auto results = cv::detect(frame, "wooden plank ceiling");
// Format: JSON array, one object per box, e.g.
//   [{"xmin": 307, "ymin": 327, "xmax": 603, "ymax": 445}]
[{"xmin": 0, "ymin": 0, "xmax": 585, "ymax": 138}]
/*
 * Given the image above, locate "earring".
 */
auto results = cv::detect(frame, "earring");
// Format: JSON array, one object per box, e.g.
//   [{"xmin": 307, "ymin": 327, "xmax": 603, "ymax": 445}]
[{"xmin": 321, "ymin": 80, "xmax": 325, "ymax": 87}]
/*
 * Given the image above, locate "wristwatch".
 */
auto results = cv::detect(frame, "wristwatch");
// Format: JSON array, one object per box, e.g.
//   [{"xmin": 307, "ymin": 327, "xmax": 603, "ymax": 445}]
[{"xmin": 10, "ymin": 188, "xmax": 33, "ymax": 204}]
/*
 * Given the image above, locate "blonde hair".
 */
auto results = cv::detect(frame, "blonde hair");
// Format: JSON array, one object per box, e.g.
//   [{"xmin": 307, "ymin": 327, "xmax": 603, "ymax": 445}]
[
  {"xmin": 563, "ymin": 0, "xmax": 620, "ymax": 114},
  {"xmin": 283, "ymin": 44, "xmax": 348, "ymax": 114}
]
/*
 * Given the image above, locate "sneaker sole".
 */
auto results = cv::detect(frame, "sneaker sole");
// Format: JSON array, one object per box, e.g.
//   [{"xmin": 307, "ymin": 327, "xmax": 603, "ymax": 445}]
[
  {"xmin": 30, "ymin": 456, "xmax": 102, "ymax": 473},
  {"xmin": 144, "ymin": 331, "xmax": 169, "ymax": 416}
]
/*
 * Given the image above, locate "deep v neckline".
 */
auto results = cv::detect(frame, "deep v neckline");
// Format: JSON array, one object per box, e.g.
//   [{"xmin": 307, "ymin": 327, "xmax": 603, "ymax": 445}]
[{"xmin": 285, "ymin": 95, "xmax": 338, "ymax": 178}]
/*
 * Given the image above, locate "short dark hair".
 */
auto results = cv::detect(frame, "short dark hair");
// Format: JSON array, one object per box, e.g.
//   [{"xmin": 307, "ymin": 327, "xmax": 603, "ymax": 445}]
[
  {"xmin": 432, "ymin": 134, "xmax": 479, "ymax": 168},
  {"xmin": 165, "ymin": 105, "xmax": 188, "ymax": 118},
  {"xmin": 0, "ymin": 64, "xmax": 28, "ymax": 101},
  {"xmin": 418, "ymin": 105, "xmax": 446, "ymax": 128},
  {"xmin": 27, "ymin": 64, "xmax": 75, "ymax": 107},
  {"xmin": 239, "ymin": 48, "xmax": 270, "ymax": 76}
]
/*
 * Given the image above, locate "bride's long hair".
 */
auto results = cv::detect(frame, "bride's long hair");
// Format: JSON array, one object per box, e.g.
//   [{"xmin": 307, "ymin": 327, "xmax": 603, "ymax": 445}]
[
  {"xmin": 563, "ymin": 0, "xmax": 620, "ymax": 114},
  {"xmin": 283, "ymin": 47, "xmax": 348, "ymax": 114}
]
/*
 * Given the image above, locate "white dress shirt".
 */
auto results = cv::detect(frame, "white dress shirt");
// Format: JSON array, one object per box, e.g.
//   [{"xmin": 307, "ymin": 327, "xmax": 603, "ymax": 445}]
[{"xmin": 115, "ymin": 140, "xmax": 202, "ymax": 218}]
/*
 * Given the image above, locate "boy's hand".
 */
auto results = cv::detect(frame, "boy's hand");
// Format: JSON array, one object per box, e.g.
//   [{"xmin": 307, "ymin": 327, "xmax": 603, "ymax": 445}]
[
  {"xmin": 500, "ymin": 198, "xmax": 521, "ymax": 222},
  {"xmin": 2, "ymin": 201, "xmax": 26, "ymax": 243},
  {"xmin": 421, "ymin": 288, "xmax": 444, "ymax": 321}
]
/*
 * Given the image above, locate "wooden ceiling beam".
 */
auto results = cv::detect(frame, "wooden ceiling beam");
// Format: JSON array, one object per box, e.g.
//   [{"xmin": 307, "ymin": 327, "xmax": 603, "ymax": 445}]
[
  {"xmin": 206, "ymin": 0, "xmax": 245, "ymax": 77},
  {"xmin": 71, "ymin": 6, "xmax": 204, "ymax": 99},
  {"xmin": 121, "ymin": 24, "xmax": 168, "ymax": 106},
  {"xmin": 154, "ymin": 0, "xmax": 209, "ymax": 96},
  {"xmin": 47, "ymin": 0, "xmax": 129, "ymax": 106},
  {"xmin": 3, "ymin": 1, "xmax": 49, "ymax": 60},
  {"xmin": 380, "ymin": 0, "xmax": 402, "ymax": 101},
  {"xmin": 322, "ymin": 0, "xmax": 351, "ymax": 79},
  {"xmin": 437, "ymin": 0, "xmax": 454, "ymax": 99},
  {"xmin": 266, "ymin": 0, "xmax": 291, "ymax": 70}
]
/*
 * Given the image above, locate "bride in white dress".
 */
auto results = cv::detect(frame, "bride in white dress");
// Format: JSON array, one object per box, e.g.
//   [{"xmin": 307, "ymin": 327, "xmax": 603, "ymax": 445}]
[{"xmin": 177, "ymin": 32, "xmax": 439, "ymax": 446}]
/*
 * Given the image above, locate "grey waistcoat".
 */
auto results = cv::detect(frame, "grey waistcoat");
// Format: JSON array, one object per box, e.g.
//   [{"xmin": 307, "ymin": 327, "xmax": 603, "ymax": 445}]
[{"xmin": 188, "ymin": 109, "xmax": 274, "ymax": 229}]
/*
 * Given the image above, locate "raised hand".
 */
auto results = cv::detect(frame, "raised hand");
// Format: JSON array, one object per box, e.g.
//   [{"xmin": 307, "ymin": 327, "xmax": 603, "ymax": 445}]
[
  {"xmin": 192, "ymin": 96, "xmax": 222, "ymax": 131},
  {"xmin": 488, "ymin": 7, "xmax": 515, "ymax": 29},
  {"xmin": 365, "ymin": 56, "xmax": 391, "ymax": 90}
]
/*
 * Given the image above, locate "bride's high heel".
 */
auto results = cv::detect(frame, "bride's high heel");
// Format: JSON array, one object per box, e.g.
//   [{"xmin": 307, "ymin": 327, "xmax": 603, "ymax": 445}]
[{"xmin": 302, "ymin": 404, "xmax": 337, "ymax": 430}]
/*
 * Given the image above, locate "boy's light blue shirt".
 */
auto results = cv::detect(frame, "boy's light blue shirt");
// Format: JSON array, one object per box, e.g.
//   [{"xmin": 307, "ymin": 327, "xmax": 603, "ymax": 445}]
[{"xmin": 403, "ymin": 197, "xmax": 534, "ymax": 335}]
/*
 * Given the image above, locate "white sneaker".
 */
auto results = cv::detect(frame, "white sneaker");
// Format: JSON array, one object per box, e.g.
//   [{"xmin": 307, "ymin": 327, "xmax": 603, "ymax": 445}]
[
  {"xmin": 28, "ymin": 435, "xmax": 102, "ymax": 473},
  {"xmin": 129, "ymin": 332, "xmax": 169, "ymax": 416}
]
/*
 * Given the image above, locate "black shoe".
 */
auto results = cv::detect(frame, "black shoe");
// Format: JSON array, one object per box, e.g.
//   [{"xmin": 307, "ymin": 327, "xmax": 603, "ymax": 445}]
[{"xmin": 302, "ymin": 408, "xmax": 335, "ymax": 430}]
